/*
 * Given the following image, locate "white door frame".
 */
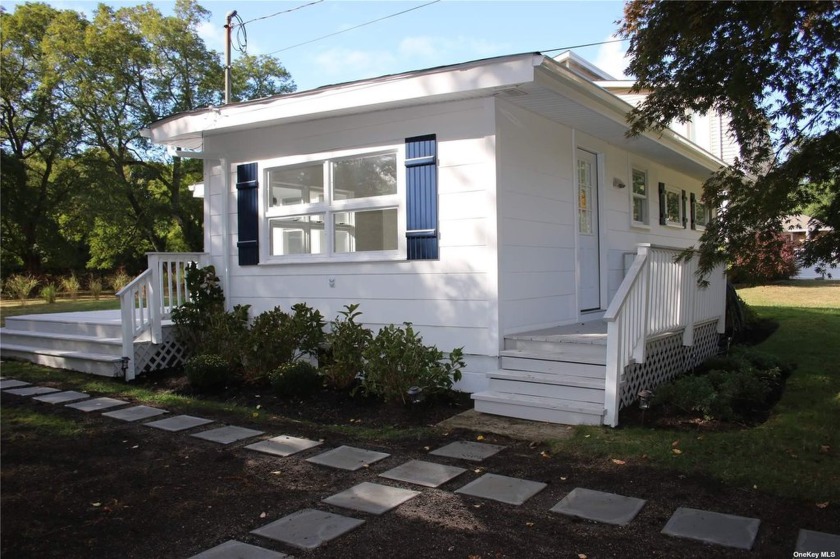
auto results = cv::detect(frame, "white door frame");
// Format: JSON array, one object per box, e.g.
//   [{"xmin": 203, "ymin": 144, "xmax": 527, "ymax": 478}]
[{"xmin": 574, "ymin": 146, "xmax": 606, "ymax": 317}]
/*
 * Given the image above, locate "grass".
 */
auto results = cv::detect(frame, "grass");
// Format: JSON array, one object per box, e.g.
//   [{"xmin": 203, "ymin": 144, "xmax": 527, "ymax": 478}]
[
  {"xmin": 549, "ymin": 280, "xmax": 840, "ymax": 503},
  {"xmin": 0, "ymin": 297, "xmax": 120, "ymax": 326},
  {"xmin": 1, "ymin": 406, "xmax": 86, "ymax": 438}
]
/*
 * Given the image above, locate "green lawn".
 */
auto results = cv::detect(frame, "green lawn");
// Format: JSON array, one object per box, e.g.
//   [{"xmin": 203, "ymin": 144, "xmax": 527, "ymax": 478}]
[{"xmin": 549, "ymin": 280, "xmax": 840, "ymax": 503}]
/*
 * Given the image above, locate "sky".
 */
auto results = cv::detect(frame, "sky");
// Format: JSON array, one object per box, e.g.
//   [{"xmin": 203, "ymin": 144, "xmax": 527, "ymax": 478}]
[{"xmin": 7, "ymin": 0, "xmax": 631, "ymax": 92}]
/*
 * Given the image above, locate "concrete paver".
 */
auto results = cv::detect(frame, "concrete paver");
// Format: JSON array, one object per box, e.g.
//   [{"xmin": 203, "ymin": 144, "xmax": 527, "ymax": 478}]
[
  {"xmin": 144, "ymin": 414, "xmax": 214, "ymax": 432},
  {"xmin": 550, "ymin": 487, "xmax": 646, "ymax": 526},
  {"xmin": 323, "ymin": 482, "xmax": 421, "ymax": 515},
  {"xmin": 246, "ymin": 435, "xmax": 322, "ymax": 457},
  {"xmin": 796, "ymin": 529, "xmax": 840, "ymax": 553},
  {"xmin": 455, "ymin": 473, "xmax": 546, "ymax": 505},
  {"xmin": 429, "ymin": 440, "xmax": 505, "ymax": 462},
  {"xmin": 306, "ymin": 445, "xmax": 390, "ymax": 471},
  {"xmin": 379, "ymin": 459, "xmax": 467, "ymax": 488},
  {"xmin": 251, "ymin": 508, "xmax": 365, "ymax": 550},
  {"xmin": 32, "ymin": 390, "xmax": 89, "ymax": 404},
  {"xmin": 662, "ymin": 506, "xmax": 760, "ymax": 550},
  {"xmin": 65, "ymin": 397, "xmax": 129, "ymax": 412},
  {"xmin": 0, "ymin": 379, "xmax": 30, "ymax": 390},
  {"xmin": 191, "ymin": 425, "xmax": 264, "ymax": 445},
  {"xmin": 5, "ymin": 386, "xmax": 60, "ymax": 397},
  {"xmin": 102, "ymin": 405, "xmax": 167, "ymax": 422},
  {"xmin": 187, "ymin": 539, "xmax": 293, "ymax": 559}
]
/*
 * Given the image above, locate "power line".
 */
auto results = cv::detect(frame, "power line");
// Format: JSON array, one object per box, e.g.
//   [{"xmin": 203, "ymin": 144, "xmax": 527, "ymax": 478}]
[
  {"xmin": 266, "ymin": 0, "xmax": 441, "ymax": 56},
  {"xmin": 232, "ymin": 0, "xmax": 325, "ymax": 28},
  {"xmin": 541, "ymin": 37, "xmax": 628, "ymax": 53}
]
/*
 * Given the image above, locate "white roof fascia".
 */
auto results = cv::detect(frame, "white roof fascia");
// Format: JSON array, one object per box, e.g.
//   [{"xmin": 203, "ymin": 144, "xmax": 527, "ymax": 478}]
[
  {"xmin": 553, "ymin": 51, "xmax": 616, "ymax": 81},
  {"xmin": 146, "ymin": 53, "xmax": 543, "ymax": 147},
  {"xmin": 536, "ymin": 58, "xmax": 726, "ymax": 173}
]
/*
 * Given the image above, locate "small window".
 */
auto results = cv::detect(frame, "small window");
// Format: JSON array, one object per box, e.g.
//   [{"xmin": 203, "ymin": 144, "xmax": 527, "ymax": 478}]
[
  {"xmin": 665, "ymin": 187, "xmax": 683, "ymax": 227},
  {"xmin": 694, "ymin": 198, "xmax": 710, "ymax": 230},
  {"xmin": 631, "ymin": 168, "xmax": 648, "ymax": 225}
]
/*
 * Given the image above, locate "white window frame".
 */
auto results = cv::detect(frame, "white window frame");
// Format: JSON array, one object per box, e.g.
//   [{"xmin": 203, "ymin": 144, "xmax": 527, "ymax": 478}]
[
  {"xmin": 630, "ymin": 167, "xmax": 650, "ymax": 228},
  {"xmin": 694, "ymin": 197, "xmax": 710, "ymax": 231},
  {"xmin": 664, "ymin": 185, "xmax": 683, "ymax": 228},
  {"xmin": 260, "ymin": 144, "xmax": 405, "ymax": 264}
]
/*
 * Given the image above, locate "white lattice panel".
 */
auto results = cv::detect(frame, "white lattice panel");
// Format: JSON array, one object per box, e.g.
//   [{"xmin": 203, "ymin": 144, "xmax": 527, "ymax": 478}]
[
  {"xmin": 620, "ymin": 320, "xmax": 721, "ymax": 409},
  {"xmin": 133, "ymin": 326, "xmax": 188, "ymax": 374}
]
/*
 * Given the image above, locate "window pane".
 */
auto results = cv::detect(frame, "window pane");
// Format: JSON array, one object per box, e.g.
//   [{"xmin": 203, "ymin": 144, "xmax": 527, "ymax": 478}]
[
  {"xmin": 666, "ymin": 190, "xmax": 681, "ymax": 224},
  {"xmin": 269, "ymin": 215, "xmax": 326, "ymax": 255},
  {"xmin": 632, "ymin": 169, "xmax": 647, "ymax": 196},
  {"xmin": 695, "ymin": 202, "xmax": 707, "ymax": 226},
  {"xmin": 333, "ymin": 208, "xmax": 398, "ymax": 253},
  {"xmin": 333, "ymin": 153, "xmax": 397, "ymax": 200},
  {"xmin": 267, "ymin": 164, "xmax": 324, "ymax": 207},
  {"xmin": 633, "ymin": 198, "xmax": 647, "ymax": 224}
]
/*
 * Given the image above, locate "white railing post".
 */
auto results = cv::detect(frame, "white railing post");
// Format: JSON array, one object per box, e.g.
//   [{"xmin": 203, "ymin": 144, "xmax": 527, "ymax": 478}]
[
  {"xmin": 682, "ymin": 253, "xmax": 697, "ymax": 346},
  {"xmin": 604, "ymin": 319, "xmax": 622, "ymax": 427},
  {"xmin": 119, "ymin": 296, "xmax": 136, "ymax": 381},
  {"xmin": 147, "ymin": 254, "xmax": 163, "ymax": 344}
]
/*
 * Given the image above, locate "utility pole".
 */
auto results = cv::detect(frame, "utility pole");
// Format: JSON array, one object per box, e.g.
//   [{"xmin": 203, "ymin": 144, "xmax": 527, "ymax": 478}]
[{"xmin": 224, "ymin": 10, "xmax": 237, "ymax": 104}]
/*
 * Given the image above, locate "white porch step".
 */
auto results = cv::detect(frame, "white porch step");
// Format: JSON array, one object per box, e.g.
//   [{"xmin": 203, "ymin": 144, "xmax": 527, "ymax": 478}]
[
  {"xmin": 500, "ymin": 349, "xmax": 606, "ymax": 375},
  {"xmin": 0, "ymin": 329, "xmax": 123, "ymax": 357},
  {"xmin": 1, "ymin": 344, "xmax": 123, "ymax": 377},
  {"xmin": 505, "ymin": 337, "xmax": 606, "ymax": 358},
  {"xmin": 3, "ymin": 315, "xmax": 123, "ymax": 338},
  {"xmin": 472, "ymin": 390, "xmax": 606, "ymax": 426},
  {"xmin": 487, "ymin": 370, "xmax": 605, "ymax": 403}
]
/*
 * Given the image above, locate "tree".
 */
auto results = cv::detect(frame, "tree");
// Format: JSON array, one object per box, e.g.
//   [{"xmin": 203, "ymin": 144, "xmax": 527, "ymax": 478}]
[{"xmin": 619, "ymin": 1, "xmax": 840, "ymax": 273}]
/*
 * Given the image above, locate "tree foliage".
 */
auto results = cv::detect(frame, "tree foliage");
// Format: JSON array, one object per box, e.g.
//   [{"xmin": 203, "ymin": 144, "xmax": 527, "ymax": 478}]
[
  {"xmin": 1, "ymin": 1, "xmax": 296, "ymax": 274},
  {"xmin": 620, "ymin": 1, "xmax": 840, "ymax": 272}
]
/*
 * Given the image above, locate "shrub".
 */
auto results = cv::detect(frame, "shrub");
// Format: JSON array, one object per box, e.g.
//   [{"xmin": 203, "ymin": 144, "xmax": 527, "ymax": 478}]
[
  {"xmin": 185, "ymin": 354, "xmax": 233, "ymax": 391},
  {"xmin": 40, "ymin": 283, "xmax": 58, "ymax": 304},
  {"xmin": 361, "ymin": 322, "xmax": 465, "ymax": 404},
  {"xmin": 88, "ymin": 276, "xmax": 103, "ymax": 300},
  {"xmin": 60, "ymin": 274, "xmax": 81, "ymax": 300},
  {"xmin": 245, "ymin": 303, "xmax": 325, "ymax": 385},
  {"xmin": 269, "ymin": 361, "xmax": 322, "ymax": 398},
  {"xmin": 109, "ymin": 267, "xmax": 132, "ymax": 293},
  {"xmin": 6, "ymin": 274, "xmax": 39, "ymax": 305},
  {"xmin": 729, "ymin": 231, "xmax": 799, "ymax": 284},
  {"xmin": 323, "ymin": 304, "xmax": 372, "ymax": 390}
]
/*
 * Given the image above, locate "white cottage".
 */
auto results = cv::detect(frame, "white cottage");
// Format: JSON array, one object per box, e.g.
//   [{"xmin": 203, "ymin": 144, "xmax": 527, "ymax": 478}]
[{"xmin": 2, "ymin": 52, "xmax": 728, "ymax": 427}]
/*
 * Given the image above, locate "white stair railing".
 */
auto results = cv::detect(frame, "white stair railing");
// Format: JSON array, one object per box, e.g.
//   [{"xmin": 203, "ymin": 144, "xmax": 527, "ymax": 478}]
[
  {"xmin": 603, "ymin": 244, "xmax": 725, "ymax": 427},
  {"xmin": 117, "ymin": 252, "xmax": 206, "ymax": 380}
]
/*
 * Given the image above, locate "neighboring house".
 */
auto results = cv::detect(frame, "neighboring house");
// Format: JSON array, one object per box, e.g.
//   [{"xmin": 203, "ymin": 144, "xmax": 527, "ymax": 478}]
[
  {"xmin": 1, "ymin": 52, "xmax": 728, "ymax": 427},
  {"xmin": 785, "ymin": 214, "xmax": 835, "ymax": 279}
]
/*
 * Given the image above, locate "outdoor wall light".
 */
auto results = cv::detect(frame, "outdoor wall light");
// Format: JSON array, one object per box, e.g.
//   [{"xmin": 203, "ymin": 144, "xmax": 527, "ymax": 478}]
[
  {"xmin": 407, "ymin": 386, "xmax": 424, "ymax": 404},
  {"xmin": 638, "ymin": 389, "xmax": 653, "ymax": 410},
  {"xmin": 613, "ymin": 177, "xmax": 627, "ymax": 189},
  {"xmin": 120, "ymin": 356, "xmax": 130, "ymax": 378}
]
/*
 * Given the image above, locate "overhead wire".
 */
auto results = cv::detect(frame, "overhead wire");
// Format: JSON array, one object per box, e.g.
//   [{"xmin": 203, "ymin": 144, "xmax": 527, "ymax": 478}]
[
  {"xmin": 232, "ymin": 0, "xmax": 325, "ymax": 28},
  {"xmin": 541, "ymin": 37, "xmax": 628, "ymax": 53}
]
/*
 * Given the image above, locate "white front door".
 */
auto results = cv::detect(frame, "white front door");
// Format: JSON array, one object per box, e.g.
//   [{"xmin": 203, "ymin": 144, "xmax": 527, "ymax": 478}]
[{"xmin": 576, "ymin": 149, "xmax": 601, "ymax": 312}]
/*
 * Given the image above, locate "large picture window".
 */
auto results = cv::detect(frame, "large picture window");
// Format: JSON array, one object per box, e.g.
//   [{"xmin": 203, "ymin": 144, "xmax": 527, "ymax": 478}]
[{"xmin": 265, "ymin": 151, "xmax": 399, "ymax": 259}]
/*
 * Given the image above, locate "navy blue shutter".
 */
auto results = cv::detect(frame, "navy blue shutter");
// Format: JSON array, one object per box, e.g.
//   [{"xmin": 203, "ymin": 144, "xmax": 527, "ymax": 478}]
[
  {"xmin": 405, "ymin": 134, "xmax": 439, "ymax": 260},
  {"xmin": 236, "ymin": 162, "xmax": 259, "ymax": 266},
  {"xmin": 681, "ymin": 189, "xmax": 688, "ymax": 228},
  {"xmin": 658, "ymin": 182, "xmax": 666, "ymax": 225}
]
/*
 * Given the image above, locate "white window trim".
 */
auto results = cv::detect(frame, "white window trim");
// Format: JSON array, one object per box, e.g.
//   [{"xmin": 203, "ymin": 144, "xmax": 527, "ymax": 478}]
[
  {"xmin": 694, "ymin": 197, "xmax": 710, "ymax": 231},
  {"xmin": 664, "ymin": 185, "xmax": 683, "ymax": 228},
  {"xmin": 259, "ymin": 144, "xmax": 406, "ymax": 264},
  {"xmin": 629, "ymin": 166, "xmax": 650, "ymax": 229}
]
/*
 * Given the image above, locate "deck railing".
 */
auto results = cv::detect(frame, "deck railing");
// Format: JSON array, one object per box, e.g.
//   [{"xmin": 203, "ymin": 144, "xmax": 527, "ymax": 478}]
[
  {"xmin": 603, "ymin": 244, "xmax": 725, "ymax": 426},
  {"xmin": 117, "ymin": 252, "xmax": 207, "ymax": 380}
]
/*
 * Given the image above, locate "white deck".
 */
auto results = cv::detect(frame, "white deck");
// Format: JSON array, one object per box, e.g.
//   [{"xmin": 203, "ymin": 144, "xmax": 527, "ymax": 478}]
[{"xmin": 507, "ymin": 321, "xmax": 608, "ymax": 345}]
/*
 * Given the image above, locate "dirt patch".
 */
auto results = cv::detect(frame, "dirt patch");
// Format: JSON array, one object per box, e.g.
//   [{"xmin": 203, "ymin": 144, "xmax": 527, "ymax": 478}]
[{"xmin": 2, "ymin": 384, "xmax": 838, "ymax": 559}]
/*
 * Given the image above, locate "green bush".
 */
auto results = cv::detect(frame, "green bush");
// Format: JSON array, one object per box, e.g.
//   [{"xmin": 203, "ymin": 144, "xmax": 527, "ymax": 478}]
[
  {"xmin": 245, "ymin": 303, "xmax": 325, "ymax": 385},
  {"xmin": 6, "ymin": 274, "xmax": 39, "ymax": 305},
  {"xmin": 109, "ymin": 268, "xmax": 132, "ymax": 293},
  {"xmin": 269, "ymin": 361, "xmax": 322, "ymax": 398},
  {"xmin": 88, "ymin": 275, "xmax": 103, "ymax": 300},
  {"xmin": 40, "ymin": 284, "xmax": 58, "ymax": 304},
  {"xmin": 361, "ymin": 322, "xmax": 464, "ymax": 404},
  {"xmin": 185, "ymin": 354, "xmax": 233, "ymax": 391},
  {"xmin": 60, "ymin": 274, "xmax": 81, "ymax": 300},
  {"xmin": 323, "ymin": 304, "xmax": 372, "ymax": 390}
]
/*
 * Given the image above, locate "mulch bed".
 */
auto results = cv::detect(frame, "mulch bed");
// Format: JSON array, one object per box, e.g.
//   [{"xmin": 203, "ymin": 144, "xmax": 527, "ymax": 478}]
[{"xmin": 2, "ymin": 375, "xmax": 838, "ymax": 559}]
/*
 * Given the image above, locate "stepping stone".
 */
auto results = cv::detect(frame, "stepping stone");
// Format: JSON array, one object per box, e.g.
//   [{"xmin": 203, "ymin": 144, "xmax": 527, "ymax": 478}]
[
  {"xmin": 191, "ymin": 425, "xmax": 264, "ymax": 445},
  {"xmin": 323, "ymin": 482, "xmax": 420, "ymax": 515},
  {"xmin": 379, "ymin": 459, "xmax": 467, "ymax": 488},
  {"xmin": 550, "ymin": 487, "xmax": 646, "ymax": 526},
  {"xmin": 306, "ymin": 445, "xmax": 390, "ymax": 471},
  {"xmin": 429, "ymin": 440, "xmax": 505, "ymax": 462},
  {"xmin": 251, "ymin": 508, "xmax": 364, "ymax": 550},
  {"xmin": 662, "ymin": 506, "xmax": 760, "ymax": 550},
  {"xmin": 246, "ymin": 435, "xmax": 322, "ymax": 457},
  {"xmin": 188, "ymin": 539, "xmax": 293, "ymax": 559},
  {"xmin": 5, "ymin": 386, "xmax": 60, "ymax": 397},
  {"xmin": 455, "ymin": 473, "xmax": 547, "ymax": 505},
  {"xmin": 0, "ymin": 379, "xmax": 30, "ymax": 390},
  {"xmin": 102, "ymin": 405, "xmax": 167, "ymax": 422},
  {"xmin": 33, "ymin": 390, "xmax": 90, "ymax": 404},
  {"xmin": 145, "ymin": 414, "xmax": 214, "ymax": 432},
  {"xmin": 797, "ymin": 529, "xmax": 840, "ymax": 553},
  {"xmin": 66, "ymin": 397, "xmax": 129, "ymax": 412}
]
